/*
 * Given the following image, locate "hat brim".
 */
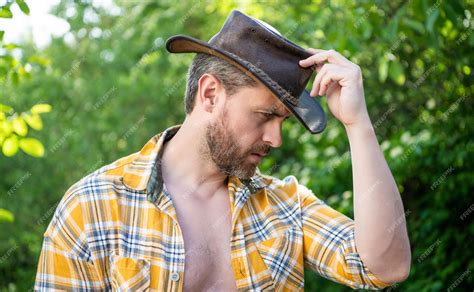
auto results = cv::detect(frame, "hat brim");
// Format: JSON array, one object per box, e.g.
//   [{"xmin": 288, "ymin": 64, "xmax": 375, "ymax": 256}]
[{"xmin": 166, "ymin": 35, "xmax": 327, "ymax": 134}]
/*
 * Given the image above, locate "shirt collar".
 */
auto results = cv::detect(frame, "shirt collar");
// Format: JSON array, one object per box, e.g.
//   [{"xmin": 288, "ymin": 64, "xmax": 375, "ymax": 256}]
[{"xmin": 120, "ymin": 125, "xmax": 271, "ymax": 203}]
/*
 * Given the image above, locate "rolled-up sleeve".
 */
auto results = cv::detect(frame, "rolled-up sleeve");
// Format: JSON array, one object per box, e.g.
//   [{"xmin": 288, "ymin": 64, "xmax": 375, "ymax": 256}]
[{"xmin": 298, "ymin": 183, "xmax": 394, "ymax": 290}]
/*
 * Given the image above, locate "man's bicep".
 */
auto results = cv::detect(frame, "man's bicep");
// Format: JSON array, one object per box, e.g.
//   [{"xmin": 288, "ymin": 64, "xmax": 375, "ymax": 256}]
[{"xmin": 298, "ymin": 184, "xmax": 394, "ymax": 290}]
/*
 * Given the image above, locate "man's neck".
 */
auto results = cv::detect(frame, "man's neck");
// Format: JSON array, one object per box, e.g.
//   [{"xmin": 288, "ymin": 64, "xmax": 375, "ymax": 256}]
[{"xmin": 161, "ymin": 118, "xmax": 228, "ymax": 200}]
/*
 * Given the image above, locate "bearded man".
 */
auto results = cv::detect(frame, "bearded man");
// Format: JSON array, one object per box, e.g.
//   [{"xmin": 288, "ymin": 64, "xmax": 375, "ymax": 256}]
[{"xmin": 35, "ymin": 10, "xmax": 411, "ymax": 291}]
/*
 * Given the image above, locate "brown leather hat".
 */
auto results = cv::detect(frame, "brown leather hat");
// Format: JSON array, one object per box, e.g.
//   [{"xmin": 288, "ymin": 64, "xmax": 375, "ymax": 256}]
[{"xmin": 165, "ymin": 10, "xmax": 326, "ymax": 134}]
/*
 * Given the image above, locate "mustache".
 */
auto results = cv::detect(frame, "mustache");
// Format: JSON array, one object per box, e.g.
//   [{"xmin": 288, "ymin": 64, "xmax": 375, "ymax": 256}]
[{"xmin": 249, "ymin": 145, "xmax": 271, "ymax": 155}]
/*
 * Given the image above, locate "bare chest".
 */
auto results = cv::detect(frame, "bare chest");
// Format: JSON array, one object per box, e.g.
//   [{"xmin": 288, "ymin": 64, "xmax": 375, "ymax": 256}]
[{"xmin": 167, "ymin": 185, "xmax": 237, "ymax": 291}]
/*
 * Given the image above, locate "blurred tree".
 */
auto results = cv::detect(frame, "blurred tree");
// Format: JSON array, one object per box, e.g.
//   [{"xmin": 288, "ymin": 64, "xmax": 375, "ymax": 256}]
[{"xmin": 0, "ymin": 0, "xmax": 52, "ymax": 225}]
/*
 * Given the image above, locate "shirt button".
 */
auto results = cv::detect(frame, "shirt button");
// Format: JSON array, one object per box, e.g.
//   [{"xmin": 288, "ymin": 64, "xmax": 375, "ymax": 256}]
[{"xmin": 171, "ymin": 272, "xmax": 180, "ymax": 282}]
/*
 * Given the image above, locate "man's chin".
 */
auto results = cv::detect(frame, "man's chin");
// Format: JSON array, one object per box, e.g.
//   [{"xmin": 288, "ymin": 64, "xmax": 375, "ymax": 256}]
[
  {"xmin": 218, "ymin": 163, "xmax": 256, "ymax": 180},
  {"xmin": 234, "ymin": 164, "xmax": 258, "ymax": 180}
]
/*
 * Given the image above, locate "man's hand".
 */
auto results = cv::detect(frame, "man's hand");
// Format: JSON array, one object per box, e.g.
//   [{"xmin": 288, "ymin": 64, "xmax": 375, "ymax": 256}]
[{"xmin": 299, "ymin": 48, "xmax": 369, "ymax": 128}]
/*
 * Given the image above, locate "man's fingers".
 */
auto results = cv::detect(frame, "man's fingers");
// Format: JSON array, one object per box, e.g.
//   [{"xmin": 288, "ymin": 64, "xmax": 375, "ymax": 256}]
[
  {"xmin": 311, "ymin": 63, "xmax": 332, "ymax": 96},
  {"xmin": 319, "ymin": 69, "xmax": 346, "ymax": 96},
  {"xmin": 306, "ymin": 48, "xmax": 325, "ymax": 54},
  {"xmin": 312, "ymin": 64, "xmax": 347, "ymax": 96},
  {"xmin": 299, "ymin": 49, "xmax": 352, "ymax": 67}
]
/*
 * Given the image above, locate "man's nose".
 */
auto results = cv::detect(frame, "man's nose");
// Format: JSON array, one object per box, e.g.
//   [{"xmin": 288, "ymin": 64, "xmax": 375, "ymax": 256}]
[{"xmin": 262, "ymin": 121, "xmax": 283, "ymax": 148}]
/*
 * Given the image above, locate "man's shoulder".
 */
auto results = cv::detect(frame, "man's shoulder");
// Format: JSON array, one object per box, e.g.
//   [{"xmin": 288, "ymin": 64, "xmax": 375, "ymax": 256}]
[
  {"xmin": 43, "ymin": 151, "xmax": 148, "ymax": 255},
  {"xmin": 257, "ymin": 172, "xmax": 321, "ymax": 205},
  {"xmin": 257, "ymin": 173, "xmax": 301, "ymax": 200},
  {"xmin": 54, "ymin": 151, "xmax": 146, "ymax": 223},
  {"xmin": 259, "ymin": 173, "xmax": 296, "ymax": 187},
  {"xmin": 251, "ymin": 173, "xmax": 308, "ymax": 232},
  {"xmin": 65, "ymin": 151, "xmax": 141, "ymax": 199}
]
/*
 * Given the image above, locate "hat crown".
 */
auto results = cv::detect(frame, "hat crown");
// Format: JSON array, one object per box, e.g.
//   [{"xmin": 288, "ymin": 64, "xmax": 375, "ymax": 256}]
[
  {"xmin": 165, "ymin": 10, "xmax": 327, "ymax": 134},
  {"xmin": 208, "ymin": 10, "xmax": 313, "ymax": 100},
  {"xmin": 251, "ymin": 17, "xmax": 282, "ymax": 36}
]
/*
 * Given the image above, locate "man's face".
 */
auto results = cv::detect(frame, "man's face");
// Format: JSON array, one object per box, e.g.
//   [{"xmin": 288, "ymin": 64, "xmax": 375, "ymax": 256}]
[{"xmin": 204, "ymin": 82, "xmax": 292, "ymax": 179}]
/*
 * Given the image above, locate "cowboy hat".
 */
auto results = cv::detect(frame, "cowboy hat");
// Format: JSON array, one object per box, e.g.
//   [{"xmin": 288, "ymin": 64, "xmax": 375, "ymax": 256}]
[{"xmin": 165, "ymin": 10, "xmax": 326, "ymax": 134}]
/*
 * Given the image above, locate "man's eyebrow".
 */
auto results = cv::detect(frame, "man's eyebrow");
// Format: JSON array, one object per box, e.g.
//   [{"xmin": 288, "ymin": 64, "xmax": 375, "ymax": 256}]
[{"xmin": 263, "ymin": 108, "xmax": 293, "ymax": 118}]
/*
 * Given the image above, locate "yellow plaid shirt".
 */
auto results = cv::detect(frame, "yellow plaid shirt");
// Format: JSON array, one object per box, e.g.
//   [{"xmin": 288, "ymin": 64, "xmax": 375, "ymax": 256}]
[{"xmin": 35, "ymin": 125, "xmax": 394, "ymax": 291}]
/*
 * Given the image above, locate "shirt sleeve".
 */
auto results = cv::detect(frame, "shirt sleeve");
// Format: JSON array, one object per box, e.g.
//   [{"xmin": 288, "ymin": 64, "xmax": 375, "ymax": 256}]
[
  {"xmin": 34, "ymin": 187, "xmax": 106, "ymax": 291},
  {"xmin": 298, "ymin": 183, "xmax": 395, "ymax": 290}
]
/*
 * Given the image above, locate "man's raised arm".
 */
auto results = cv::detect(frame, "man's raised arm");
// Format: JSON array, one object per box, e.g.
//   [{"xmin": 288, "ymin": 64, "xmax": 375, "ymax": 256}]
[{"xmin": 299, "ymin": 48, "xmax": 411, "ymax": 283}]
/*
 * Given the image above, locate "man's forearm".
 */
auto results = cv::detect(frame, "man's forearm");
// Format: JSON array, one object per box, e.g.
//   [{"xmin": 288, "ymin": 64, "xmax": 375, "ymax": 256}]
[{"xmin": 345, "ymin": 114, "xmax": 411, "ymax": 283}]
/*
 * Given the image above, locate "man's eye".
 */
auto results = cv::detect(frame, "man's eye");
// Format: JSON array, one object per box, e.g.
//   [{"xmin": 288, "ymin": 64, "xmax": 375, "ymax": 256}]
[{"xmin": 260, "ymin": 112, "xmax": 273, "ymax": 119}]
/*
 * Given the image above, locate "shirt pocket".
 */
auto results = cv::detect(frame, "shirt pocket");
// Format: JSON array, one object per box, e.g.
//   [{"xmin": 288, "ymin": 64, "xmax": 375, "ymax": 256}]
[
  {"xmin": 110, "ymin": 253, "xmax": 151, "ymax": 291},
  {"xmin": 255, "ymin": 226, "xmax": 305, "ymax": 291}
]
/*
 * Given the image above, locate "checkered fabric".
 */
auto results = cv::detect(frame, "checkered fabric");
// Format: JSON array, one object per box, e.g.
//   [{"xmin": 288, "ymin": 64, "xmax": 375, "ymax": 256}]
[{"xmin": 34, "ymin": 125, "xmax": 394, "ymax": 291}]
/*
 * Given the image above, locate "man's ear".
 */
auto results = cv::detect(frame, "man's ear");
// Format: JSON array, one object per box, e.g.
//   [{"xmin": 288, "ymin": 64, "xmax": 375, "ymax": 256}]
[{"xmin": 198, "ymin": 73, "xmax": 223, "ymax": 113}]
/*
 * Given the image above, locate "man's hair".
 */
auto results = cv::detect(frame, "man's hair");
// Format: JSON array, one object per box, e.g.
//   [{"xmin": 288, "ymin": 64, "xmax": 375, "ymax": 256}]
[{"xmin": 184, "ymin": 53, "xmax": 257, "ymax": 114}]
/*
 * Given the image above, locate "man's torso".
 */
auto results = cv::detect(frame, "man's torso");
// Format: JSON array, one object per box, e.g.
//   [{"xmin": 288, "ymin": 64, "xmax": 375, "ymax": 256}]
[{"xmin": 166, "ymin": 182, "xmax": 237, "ymax": 291}]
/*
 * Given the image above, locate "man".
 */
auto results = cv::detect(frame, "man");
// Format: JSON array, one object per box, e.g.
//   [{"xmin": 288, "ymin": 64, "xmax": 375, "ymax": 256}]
[{"xmin": 35, "ymin": 10, "xmax": 410, "ymax": 291}]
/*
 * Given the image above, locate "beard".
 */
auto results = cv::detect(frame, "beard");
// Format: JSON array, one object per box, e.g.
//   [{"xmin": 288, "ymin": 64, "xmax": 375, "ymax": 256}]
[{"xmin": 203, "ymin": 108, "xmax": 270, "ymax": 180}]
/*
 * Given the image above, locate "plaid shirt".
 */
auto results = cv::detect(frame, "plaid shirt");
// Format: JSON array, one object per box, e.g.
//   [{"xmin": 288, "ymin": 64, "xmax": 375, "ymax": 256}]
[{"xmin": 35, "ymin": 124, "xmax": 394, "ymax": 291}]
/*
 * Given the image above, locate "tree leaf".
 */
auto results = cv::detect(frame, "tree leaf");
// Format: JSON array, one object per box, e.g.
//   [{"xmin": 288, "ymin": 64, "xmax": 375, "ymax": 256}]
[
  {"xmin": 0, "ymin": 120, "xmax": 12, "ymax": 137},
  {"xmin": 389, "ymin": 61, "xmax": 406, "ymax": 85},
  {"xmin": 3, "ymin": 43, "xmax": 20, "ymax": 50},
  {"xmin": 12, "ymin": 116, "xmax": 28, "ymax": 136},
  {"xmin": 0, "ymin": 103, "xmax": 13, "ymax": 113},
  {"xmin": 10, "ymin": 71, "xmax": 19, "ymax": 85},
  {"xmin": 0, "ymin": 5, "xmax": 12, "ymax": 18},
  {"xmin": 2, "ymin": 135, "xmax": 18, "ymax": 157},
  {"xmin": 386, "ymin": 17, "xmax": 399, "ymax": 40},
  {"xmin": 22, "ymin": 113, "xmax": 43, "ymax": 130},
  {"xmin": 31, "ymin": 104, "xmax": 52, "ymax": 114},
  {"xmin": 403, "ymin": 18, "xmax": 425, "ymax": 34},
  {"xmin": 16, "ymin": 0, "xmax": 30, "ymax": 15},
  {"xmin": 28, "ymin": 56, "xmax": 51, "ymax": 67},
  {"xmin": 0, "ymin": 208, "xmax": 14, "ymax": 223},
  {"xmin": 19, "ymin": 137, "xmax": 45, "ymax": 157},
  {"xmin": 361, "ymin": 21, "xmax": 372, "ymax": 40},
  {"xmin": 426, "ymin": 9, "xmax": 439, "ymax": 34},
  {"xmin": 378, "ymin": 57, "xmax": 389, "ymax": 83}
]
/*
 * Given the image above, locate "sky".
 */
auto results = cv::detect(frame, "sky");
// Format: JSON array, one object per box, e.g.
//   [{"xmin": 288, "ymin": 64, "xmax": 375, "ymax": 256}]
[
  {"xmin": 0, "ymin": 0, "xmax": 70, "ymax": 48},
  {"xmin": 0, "ymin": 0, "xmax": 120, "ymax": 48}
]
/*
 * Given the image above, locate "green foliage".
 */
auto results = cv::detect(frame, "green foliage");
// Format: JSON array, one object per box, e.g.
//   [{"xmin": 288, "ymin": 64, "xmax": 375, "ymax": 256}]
[
  {"xmin": 0, "ymin": 0, "xmax": 52, "ymax": 225},
  {"xmin": 0, "ymin": 104, "xmax": 50, "ymax": 157},
  {"xmin": 0, "ymin": 0, "xmax": 472, "ymax": 290},
  {"xmin": 0, "ymin": 0, "xmax": 52, "ymax": 160},
  {"xmin": 0, "ymin": 208, "xmax": 14, "ymax": 223}
]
